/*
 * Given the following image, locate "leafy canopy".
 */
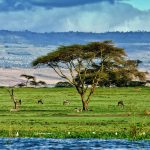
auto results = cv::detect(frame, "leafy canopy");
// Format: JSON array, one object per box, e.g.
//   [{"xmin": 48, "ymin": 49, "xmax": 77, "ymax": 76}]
[{"xmin": 32, "ymin": 41, "xmax": 144, "ymax": 110}]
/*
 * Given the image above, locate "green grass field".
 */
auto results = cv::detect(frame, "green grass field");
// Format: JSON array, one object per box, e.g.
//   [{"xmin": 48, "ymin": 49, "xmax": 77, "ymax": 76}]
[{"xmin": 0, "ymin": 87, "xmax": 149, "ymax": 139}]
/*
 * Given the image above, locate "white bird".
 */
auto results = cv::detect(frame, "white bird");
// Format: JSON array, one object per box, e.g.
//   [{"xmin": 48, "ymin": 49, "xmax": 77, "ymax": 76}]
[{"xmin": 16, "ymin": 132, "xmax": 19, "ymax": 137}]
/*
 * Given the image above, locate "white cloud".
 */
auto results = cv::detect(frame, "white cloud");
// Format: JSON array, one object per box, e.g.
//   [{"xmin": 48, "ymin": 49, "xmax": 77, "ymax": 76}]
[
  {"xmin": 114, "ymin": 12, "xmax": 150, "ymax": 31},
  {"xmin": 0, "ymin": 2, "xmax": 149, "ymax": 32}
]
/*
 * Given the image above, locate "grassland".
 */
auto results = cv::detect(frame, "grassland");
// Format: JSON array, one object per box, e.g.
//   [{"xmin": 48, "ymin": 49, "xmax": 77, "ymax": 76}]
[{"xmin": 0, "ymin": 87, "xmax": 149, "ymax": 139}]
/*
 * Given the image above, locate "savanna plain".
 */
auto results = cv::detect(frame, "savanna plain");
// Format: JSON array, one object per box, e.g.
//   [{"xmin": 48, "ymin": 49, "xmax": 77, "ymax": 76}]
[{"xmin": 0, "ymin": 87, "xmax": 149, "ymax": 140}]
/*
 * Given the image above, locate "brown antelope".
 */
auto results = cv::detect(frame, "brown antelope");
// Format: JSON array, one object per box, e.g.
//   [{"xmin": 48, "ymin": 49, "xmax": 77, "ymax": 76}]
[
  {"xmin": 19, "ymin": 99, "xmax": 21, "ymax": 105},
  {"xmin": 117, "ymin": 100, "xmax": 124, "ymax": 108},
  {"xmin": 144, "ymin": 109, "xmax": 150, "ymax": 115},
  {"xmin": 63, "ymin": 100, "xmax": 70, "ymax": 105},
  {"xmin": 37, "ymin": 99, "xmax": 43, "ymax": 104},
  {"xmin": 10, "ymin": 109, "xmax": 19, "ymax": 112}
]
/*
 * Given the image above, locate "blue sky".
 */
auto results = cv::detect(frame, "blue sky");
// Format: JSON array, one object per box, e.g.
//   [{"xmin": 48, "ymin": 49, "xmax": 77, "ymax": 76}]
[
  {"xmin": 124, "ymin": 0, "xmax": 150, "ymax": 10},
  {"xmin": 0, "ymin": 0, "xmax": 149, "ymax": 32}
]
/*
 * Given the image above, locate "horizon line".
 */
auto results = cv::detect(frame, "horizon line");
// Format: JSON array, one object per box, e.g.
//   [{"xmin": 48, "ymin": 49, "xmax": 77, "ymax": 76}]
[{"xmin": 0, "ymin": 30, "xmax": 150, "ymax": 34}]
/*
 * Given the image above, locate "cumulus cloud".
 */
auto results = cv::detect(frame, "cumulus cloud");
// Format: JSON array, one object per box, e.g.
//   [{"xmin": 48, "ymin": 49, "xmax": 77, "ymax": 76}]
[
  {"xmin": 114, "ymin": 12, "xmax": 150, "ymax": 31},
  {"xmin": 0, "ymin": 1, "xmax": 149, "ymax": 32}
]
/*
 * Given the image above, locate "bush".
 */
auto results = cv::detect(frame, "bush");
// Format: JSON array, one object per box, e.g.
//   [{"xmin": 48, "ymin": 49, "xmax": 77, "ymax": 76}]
[
  {"xmin": 127, "ymin": 81, "xmax": 145, "ymax": 87},
  {"xmin": 55, "ymin": 82, "xmax": 73, "ymax": 88}
]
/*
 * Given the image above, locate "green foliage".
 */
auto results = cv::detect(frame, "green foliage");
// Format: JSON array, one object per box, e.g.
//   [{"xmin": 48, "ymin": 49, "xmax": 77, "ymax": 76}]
[
  {"xmin": 32, "ymin": 41, "xmax": 126, "ymax": 66},
  {"xmin": 32, "ymin": 44, "xmax": 83, "ymax": 65},
  {"xmin": 80, "ymin": 58, "xmax": 146, "ymax": 87},
  {"xmin": 33, "ymin": 40, "xmax": 146, "ymax": 89},
  {"xmin": 127, "ymin": 81, "xmax": 146, "ymax": 87}
]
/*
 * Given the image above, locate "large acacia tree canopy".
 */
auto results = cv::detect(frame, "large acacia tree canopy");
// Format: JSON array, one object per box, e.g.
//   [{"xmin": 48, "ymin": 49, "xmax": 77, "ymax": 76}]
[
  {"xmin": 32, "ymin": 41, "xmax": 126, "ymax": 66},
  {"xmin": 32, "ymin": 41, "xmax": 146, "ymax": 110}
]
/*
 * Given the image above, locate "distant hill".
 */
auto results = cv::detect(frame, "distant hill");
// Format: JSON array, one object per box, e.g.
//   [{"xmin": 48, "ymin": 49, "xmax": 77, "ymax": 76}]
[
  {"xmin": 0, "ymin": 30, "xmax": 149, "ymax": 69},
  {"xmin": 0, "ymin": 30, "xmax": 150, "ymax": 46}
]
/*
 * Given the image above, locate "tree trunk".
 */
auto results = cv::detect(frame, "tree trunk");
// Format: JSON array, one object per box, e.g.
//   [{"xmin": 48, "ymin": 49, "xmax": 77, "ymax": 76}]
[
  {"xmin": 82, "ymin": 101, "xmax": 88, "ymax": 111},
  {"xmin": 14, "ymin": 102, "xmax": 17, "ymax": 109},
  {"xmin": 26, "ymin": 79, "xmax": 29, "ymax": 87},
  {"xmin": 80, "ymin": 94, "xmax": 89, "ymax": 111}
]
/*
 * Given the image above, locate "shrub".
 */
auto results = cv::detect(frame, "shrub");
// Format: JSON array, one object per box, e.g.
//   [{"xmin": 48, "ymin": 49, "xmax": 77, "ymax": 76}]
[{"xmin": 55, "ymin": 82, "xmax": 73, "ymax": 88}]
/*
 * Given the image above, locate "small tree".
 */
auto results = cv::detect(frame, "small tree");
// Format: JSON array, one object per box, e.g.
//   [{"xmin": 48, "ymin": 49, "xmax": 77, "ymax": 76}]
[
  {"xmin": 32, "ymin": 41, "xmax": 141, "ymax": 111},
  {"xmin": 17, "ymin": 82, "xmax": 26, "ymax": 88},
  {"xmin": 30, "ymin": 80, "xmax": 47, "ymax": 87},
  {"xmin": 55, "ymin": 81, "xmax": 74, "ymax": 88},
  {"xmin": 20, "ymin": 74, "xmax": 35, "ymax": 87},
  {"xmin": 7, "ymin": 88, "xmax": 21, "ymax": 110},
  {"xmin": 29, "ymin": 80, "xmax": 39, "ymax": 87},
  {"xmin": 38, "ymin": 81, "xmax": 47, "ymax": 87}
]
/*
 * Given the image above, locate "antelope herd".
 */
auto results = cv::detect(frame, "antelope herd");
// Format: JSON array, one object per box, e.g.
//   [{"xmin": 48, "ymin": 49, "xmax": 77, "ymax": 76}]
[{"xmin": 6, "ymin": 89, "xmax": 149, "ymax": 116}]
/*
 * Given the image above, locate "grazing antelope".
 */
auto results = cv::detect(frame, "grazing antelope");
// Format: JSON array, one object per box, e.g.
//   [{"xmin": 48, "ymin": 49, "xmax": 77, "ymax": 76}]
[
  {"xmin": 63, "ymin": 100, "xmax": 70, "ymax": 105},
  {"xmin": 37, "ymin": 99, "xmax": 43, "ymax": 104},
  {"xmin": 144, "ymin": 109, "xmax": 150, "ymax": 115},
  {"xmin": 10, "ymin": 109, "xmax": 19, "ymax": 112},
  {"xmin": 117, "ymin": 100, "xmax": 124, "ymax": 108},
  {"xmin": 19, "ymin": 99, "xmax": 22, "ymax": 105}
]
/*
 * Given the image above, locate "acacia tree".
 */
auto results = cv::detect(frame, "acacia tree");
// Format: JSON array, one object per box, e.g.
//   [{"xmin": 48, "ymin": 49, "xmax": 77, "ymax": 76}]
[
  {"xmin": 32, "ymin": 41, "xmax": 131, "ymax": 111},
  {"xmin": 111, "ymin": 60, "xmax": 146, "ymax": 86},
  {"xmin": 17, "ymin": 82, "xmax": 26, "ymax": 88},
  {"xmin": 7, "ymin": 88, "xmax": 20, "ymax": 110},
  {"xmin": 29, "ymin": 80, "xmax": 47, "ymax": 87},
  {"xmin": 20, "ymin": 74, "xmax": 35, "ymax": 87},
  {"xmin": 38, "ymin": 81, "xmax": 47, "ymax": 87},
  {"xmin": 29, "ymin": 80, "xmax": 39, "ymax": 87},
  {"xmin": 81, "ymin": 59, "xmax": 146, "ymax": 87}
]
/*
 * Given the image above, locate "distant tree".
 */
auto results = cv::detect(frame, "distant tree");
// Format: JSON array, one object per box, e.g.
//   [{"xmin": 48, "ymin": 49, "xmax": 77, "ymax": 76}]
[
  {"xmin": 29, "ymin": 80, "xmax": 47, "ymax": 87},
  {"xmin": 38, "ymin": 81, "xmax": 47, "ymax": 87},
  {"xmin": 7, "ymin": 88, "xmax": 21, "ymax": 111},
  {"xmin": 135, "ymin": 59, "xmax": 142, "ymax": 67},
  {"xmin": 82, "ymin": 59, "xmax": 146, "ymax": 87},
  {"xmin": 29, "ymin": 80, "xmax": 39, "ymax": 87},
  {"xmin": 128, "ymin": 81, "xmax": 146, "ymax": 87},
  {"xmin": 55, "ymin": 81, "xmax": 74, "ymax": 88},
  {"xmin": 112, "ymin": 60, "xmax": 146, "ymax": 86},
  {"xmin": 33, "ymin": 41, "xmax": 130, "ymax": 111},
  {"xmin": 17, "ymin": 82, "xmax": 26, "ymax": 88},
  {"xmin": 20, "ymin": 74, "xmax": 35, "ymax": 87}
]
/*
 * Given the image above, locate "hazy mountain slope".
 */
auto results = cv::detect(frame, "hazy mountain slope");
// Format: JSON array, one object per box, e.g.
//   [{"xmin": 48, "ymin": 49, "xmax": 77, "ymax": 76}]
[
  {"xmin": 0, "ymin": 30, "xmax": 150, "ymax": 45},
  {"xmin": 0, "ymin": 31, "xmax": 149, "ymax": 70}
]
